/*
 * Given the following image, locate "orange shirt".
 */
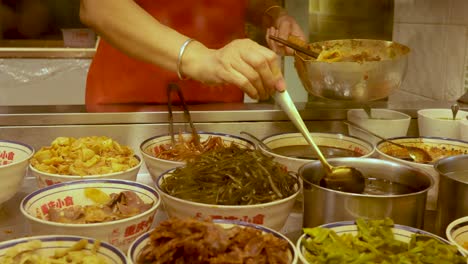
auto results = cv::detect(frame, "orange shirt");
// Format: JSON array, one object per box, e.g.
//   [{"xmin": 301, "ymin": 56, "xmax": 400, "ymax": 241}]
[{"xmin": 86, "ymin": 0, "xmax": 247, "ymax": 107}]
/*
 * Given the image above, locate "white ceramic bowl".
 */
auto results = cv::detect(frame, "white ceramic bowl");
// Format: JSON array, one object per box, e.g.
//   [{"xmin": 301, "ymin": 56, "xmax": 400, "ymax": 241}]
[
  {"xmin": 155, "ymin": 168, "xmax": 301, "ymax": 231},
  {"xmin": 460, "ymin": 119, "xmax": 468, "ymax": 142},
  {"xmin": 375, "ymin": 137, "xmax": 468, "ymax": 210},
  {"xmin": 140, "ymin": 132, "xmax": 255, "ymax": 182},
  {"xmin": 20, "ymin": 179, "xmax": 160, "ymax": 252},
  {"xmin": 446, "ymin": 216, "xmax": 468, "ymax": 256},
  {"xmin": 0, "ymin": 140, "xmax": 34, "ymax": 205},
  {"xmin": 297, "ymin": 221, "xmax": 459, "ymax": 264},
  {"xmin": 418, "ymin": 108, "xmax": 468, "ymax": 139},
  {"xmin": 0, "ymin": 235, "xmax": 127, "ymax": 263},
  {"xmin": 128, "ymin": 219, "xmax": 298, "ymax": 264},
  {"xmin": 259, "ymin": 132, "xmax": 374, "ymax": 173},
  {"xmin": 347, "ymin": 108, "xmax": 411, "ymax": 145},
  {"xmin": 29, "ymin": 155, "xmax": 142, "ymax": 188}
]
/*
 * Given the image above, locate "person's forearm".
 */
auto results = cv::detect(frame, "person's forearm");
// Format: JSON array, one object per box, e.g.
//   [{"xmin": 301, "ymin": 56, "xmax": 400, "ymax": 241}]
[{"xmin": 79, "ymin": 0, "xmax": 204, "ymax": 73}]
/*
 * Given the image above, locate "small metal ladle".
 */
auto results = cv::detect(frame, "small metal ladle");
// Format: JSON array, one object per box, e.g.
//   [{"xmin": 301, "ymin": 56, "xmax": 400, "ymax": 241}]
[
  {"xmin": 344, "ymin": 121, "xmax": 433, "ymax": 163},
  {"xmin": 274, "ymin": 91, "xmax": 365, "ymax": 193}
]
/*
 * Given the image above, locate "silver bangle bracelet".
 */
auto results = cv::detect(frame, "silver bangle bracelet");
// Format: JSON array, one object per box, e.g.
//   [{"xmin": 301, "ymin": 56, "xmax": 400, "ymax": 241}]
[{"xmin": 177, "ymin": 38, "xmax": 195, "ymax": 80}]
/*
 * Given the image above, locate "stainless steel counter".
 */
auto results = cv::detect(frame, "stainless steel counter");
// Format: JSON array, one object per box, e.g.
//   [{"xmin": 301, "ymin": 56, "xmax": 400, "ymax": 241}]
[{"xmin": 0, "ymin": 101, "xmax": 465, "ymax": 243}]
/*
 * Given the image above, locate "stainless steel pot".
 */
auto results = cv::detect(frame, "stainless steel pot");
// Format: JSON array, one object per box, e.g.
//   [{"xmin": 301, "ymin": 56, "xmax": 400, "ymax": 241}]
[
  {"xmin": 434, "ymin": 155, "xmax": 468, "ymax": 237},
  {"xmin": 299, "ymin": 157, "xmax": 433, "ymax": 229}
]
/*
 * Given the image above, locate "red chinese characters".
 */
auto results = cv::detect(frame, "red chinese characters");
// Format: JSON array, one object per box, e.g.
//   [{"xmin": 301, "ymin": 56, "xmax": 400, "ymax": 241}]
[
  {"xmin": 123, "ymin": 215, "xmax": 155, "ymax": 237},
  {"xmin": 40, "ymin": 196, "xmax": 74, "ymax": 215},
  {"xmin": 44, "ymin": 179, "xmax": 62, "ymax": 186},
  {"xmin": 0, "ymin": 150, "xmax": 15, "ymax": 165}
]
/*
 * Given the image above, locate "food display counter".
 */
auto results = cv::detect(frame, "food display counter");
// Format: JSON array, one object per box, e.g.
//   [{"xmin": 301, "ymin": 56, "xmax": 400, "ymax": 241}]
[{"xmin": 0, "ymin": 100, "xmax": 466, "ymax": 243}]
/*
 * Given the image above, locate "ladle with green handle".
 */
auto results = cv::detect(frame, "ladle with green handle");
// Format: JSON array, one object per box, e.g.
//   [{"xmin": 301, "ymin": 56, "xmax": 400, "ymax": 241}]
[
  {"xmin": 274, "ymin": 90, "xmax": 365, "ymax": 193},
  {"xmin": 344, "ymin": 120, "xmax": 433, "ymax": 163}
]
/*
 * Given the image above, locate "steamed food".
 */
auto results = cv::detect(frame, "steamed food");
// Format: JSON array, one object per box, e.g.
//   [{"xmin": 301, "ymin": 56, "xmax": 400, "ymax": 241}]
[
  {"xmin": 39, "ymin": 189, "xmax": 153, "ymax": 224},
  {"xmin": 301, "ymin": 218, "xmax": 466, "ymax": 263},
  {"xmin": 30, "ymin": 136, "xmax": 139, "ymax": 175},
  {"xmin": 160, "ymin": 145, "xmax": 298, "ymax": 205},
  {"xmin": 0, "ymin": 239, "xmax": 108, "ymax": 264},
  {"xmin": 138, "ymin": 218, "xmax": 292, "ymax": 264}
]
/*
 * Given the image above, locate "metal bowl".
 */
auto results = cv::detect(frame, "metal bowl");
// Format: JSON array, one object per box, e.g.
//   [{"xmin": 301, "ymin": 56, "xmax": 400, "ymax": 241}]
[{"xmin": 294, "ymin": 39, "xmax": 410, "ymax": 102}]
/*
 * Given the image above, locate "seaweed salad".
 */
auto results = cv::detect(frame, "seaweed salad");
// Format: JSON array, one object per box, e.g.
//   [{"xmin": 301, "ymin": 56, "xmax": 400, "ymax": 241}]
[{"xmin": 160, "ymin": 145, "xmax": 298, "ymax": 205}]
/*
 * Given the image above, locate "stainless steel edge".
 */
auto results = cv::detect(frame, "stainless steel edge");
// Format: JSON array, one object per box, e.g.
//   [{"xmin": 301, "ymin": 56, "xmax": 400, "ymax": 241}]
[{"xmin": 0, "ymin": 101, "xmax": 465, "ymax": 126}]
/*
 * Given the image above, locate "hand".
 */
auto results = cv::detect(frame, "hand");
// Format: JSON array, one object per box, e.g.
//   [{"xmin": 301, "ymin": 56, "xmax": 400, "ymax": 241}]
[
  {"xmin": 265, "ymin": 10, "xmax": 306, "ymax": 56},
  {"xmin": 182, "ymin": 39, "xmax": 286, "ymax": 101}
]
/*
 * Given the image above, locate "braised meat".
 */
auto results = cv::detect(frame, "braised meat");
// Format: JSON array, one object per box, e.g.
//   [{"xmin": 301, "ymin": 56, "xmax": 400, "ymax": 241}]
[
  {"xmin": 138, "ymin": 218, "xmax": 291, "ymax": 264},
  {"xmin": 45, "ymin": 190, "xmax": 153, "ymax": 224}
]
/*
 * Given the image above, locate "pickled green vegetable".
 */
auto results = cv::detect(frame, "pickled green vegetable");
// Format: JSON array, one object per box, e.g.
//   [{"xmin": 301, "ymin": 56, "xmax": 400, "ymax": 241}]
[
  {"xmin": 302, "ymin": 218, "xmax": 467, "ymax": 264},
  {"xmin": 160, "ymin": 145, "xmax": 298, "ymax": 205}
]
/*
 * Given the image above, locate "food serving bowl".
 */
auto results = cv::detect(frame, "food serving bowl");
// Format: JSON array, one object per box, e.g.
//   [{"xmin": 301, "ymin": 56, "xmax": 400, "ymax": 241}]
[
  {"xmin": 297, "ymin": 219, "xmax": 466, "ymax": 263},
  {"xmin": 418, "ymin": 108, "xmax": 468, "ymax": 139},
  {"xmin": 128, "ymin": 218, "xmax": 298, "ymax": 264},
  {"xmin": 300, "ymin": 157, "xmax": 433, "ymax": 229},
  {"xmin": 29, "ymin": 136, "xmax": 142, "ymax": 188},
  {"xmin": 29, "ymin": 156, "xmax": 142, "ymax": 188},
  {"xmin": 20, "ymin": 179, "xmax": 160, "ymax": 252},
  {"xmin": 155, "ymin": 168, "xmax": 301, "ymax": 231},
  {"xmin": 446, "ymin": 216, "xmax": 468, "ymax": 256},
  {"xmin": 294, "ymin": 38, "xmax": 410, "ymax": 102},
  {"xmin": 347, "ymin": 108, "xmax": 411, "ymax": 145},
  {"xmin": 258, "ymin": 132, "xmax": 374, "ymax": 173},
  {"xmin": 0, "ymin": 235, "xmax": 127, "ymax": 263},
  {"xmin": 140, "ymin": 131, "xmax": 255, "ymax": 182},
  {"xmin": 375, "ymin": 137, "xmax": 468, "ymax": 210},
  {"xmin": 0, "ymin": 139, "xmax": 34, "ymax": 205}
]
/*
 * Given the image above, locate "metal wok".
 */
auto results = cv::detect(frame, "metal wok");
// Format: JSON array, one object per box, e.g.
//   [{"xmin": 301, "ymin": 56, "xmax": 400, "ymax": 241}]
[{"xmin": 294, "ymin": 38, "xmax": 410, "ymax": 102}]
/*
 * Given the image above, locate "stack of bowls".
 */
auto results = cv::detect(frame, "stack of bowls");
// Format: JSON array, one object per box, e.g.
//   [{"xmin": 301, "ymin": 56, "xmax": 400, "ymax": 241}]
[
  {"xmin": 20, "ymin": 179, "xmax": 161, "ymax": 252},
  {"xmin": 0, "ymin": 140, "xmax": 34, "ymax": 205}
]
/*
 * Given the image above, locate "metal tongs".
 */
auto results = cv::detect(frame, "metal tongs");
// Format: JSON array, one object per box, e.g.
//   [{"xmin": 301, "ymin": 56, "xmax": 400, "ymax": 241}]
[
  {"xmin": 167, "ymin": 83, "xmax": 201, "ymax": 149},
  {"xmin": 269, "ymin": 35, "xmax": 319, "ymax": 58}
]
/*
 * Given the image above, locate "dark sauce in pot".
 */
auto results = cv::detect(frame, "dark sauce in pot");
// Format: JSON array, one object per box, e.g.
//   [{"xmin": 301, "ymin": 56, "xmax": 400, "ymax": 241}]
[
  {"xmin": 317, "ymin": 177, "xmax": 418, "ymax": 195},
  {"xmin": 272, "ymin": 145, "xmax": 363, "ymax": 160}
]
